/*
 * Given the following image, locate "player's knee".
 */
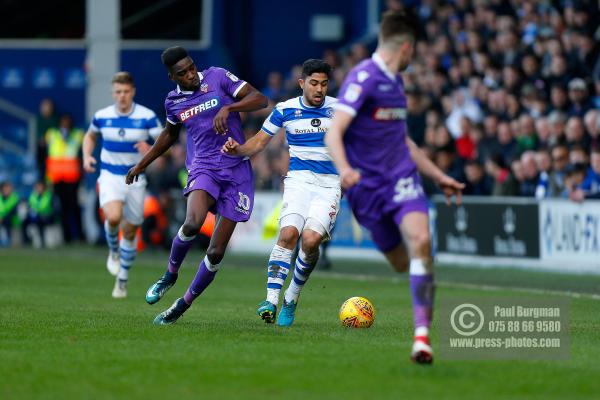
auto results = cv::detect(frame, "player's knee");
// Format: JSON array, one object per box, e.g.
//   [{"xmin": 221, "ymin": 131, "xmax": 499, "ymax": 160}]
[
  {"xmin": 206, "ymin": 245, "xmax": 225, "ymax": 265},
  {"xmin": 393, "ymin": 257, "xmax": 409, "ymax": 273},
  {"xmin": 182, "ymin": 216, "xmax": 204, "ymax": 237},
  {"xmin": 106, "ymin": 214, "xmax": 121, "ymax": 228},
  {"xmin": 409, "ymin": 232, "xmax": 431, "ymax": 258},
  {"xmin": 301, "ymin": 230, "xmax": 322, "ymax": 255},
  {"xmin": 277, "ymin": 227, "xmax": 299, "ymax": 250},
  {"xmin": 122, "ymin": 224, "xmax": 137, "ymax": 240}
]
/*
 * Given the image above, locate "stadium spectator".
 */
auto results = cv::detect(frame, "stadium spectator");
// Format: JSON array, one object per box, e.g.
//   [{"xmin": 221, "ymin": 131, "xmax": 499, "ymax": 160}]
[
  {"xmin": 45, "ymin": 114, "xmax": 84, "ymax": 242},
  {"xmin": 23, "ymin": 181, "xmax": 56, "ymax": 248},
  {"xmin": 463, "ymin": 159, "xmax": 493, "ymax": 195},
  {"xmin": 0, "ymin": 181, "xmax": 20, "ymax": 247},
  {"xmin": 567, "ymin": 78, "xmax": 593, "ymax": 117},
  {"xmin": 261, "ymin": 71, "xmax": 284, "ymax": 102},
  {"xmin": 520, "ymin": 151, "xmax": 539, "ymax": 197},
  {"xmin": 549, "ymin": 143, "xmax": 570, "ymax": 197}
]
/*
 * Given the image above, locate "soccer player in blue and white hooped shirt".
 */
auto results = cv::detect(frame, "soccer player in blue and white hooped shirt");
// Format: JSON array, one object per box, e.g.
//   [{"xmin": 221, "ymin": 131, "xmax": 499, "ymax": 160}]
[
  {"xmin": 83, "ymin": 72, "xmax": 162, "ymax": 298},
  {"xmin": 222, "ymin": 59, "xmax": 340, "ymax": 326}
]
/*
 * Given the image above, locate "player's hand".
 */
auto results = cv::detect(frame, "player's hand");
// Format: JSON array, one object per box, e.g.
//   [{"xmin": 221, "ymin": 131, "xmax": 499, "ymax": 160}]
[
  {"xmin": 213, "ymin": 106, "xmax": 231, "ymax": 135},
  {"xmin": 83, "ymin": 155, "xmax": 97, "ymax": 173},
  {"xmin": 438, "ymin": 174, "xmax": 465, "ymax": 205},
  {"xmin": 340, "ymin": 167, "xmax": 361, "ymax": 189},
  {"xmin": 221, "ymin": 137, "xmax": 240, "ymax": 155},
  {"xmin": 134, "ymin": 141, "xmax": 151, "ymax": 155},
  {"xmin": 125, "ymin": 164, "xmax": 144, "ymax": 185}
]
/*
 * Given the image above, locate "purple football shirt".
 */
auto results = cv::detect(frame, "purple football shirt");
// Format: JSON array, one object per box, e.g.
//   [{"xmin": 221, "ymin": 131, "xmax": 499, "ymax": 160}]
[
  {"xmin": 334, "ymin": 53, "xmax": 418, "ymax": 188},
  {"xmin": 165, "ymin": 67, "xmax": 247, "ymax": 174}
]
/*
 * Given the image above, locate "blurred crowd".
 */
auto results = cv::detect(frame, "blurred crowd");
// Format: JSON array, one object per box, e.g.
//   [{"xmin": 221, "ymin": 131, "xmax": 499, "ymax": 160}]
[{"xmin": 1, "ymin": 0, "xmax": 599, "ymax": 248}]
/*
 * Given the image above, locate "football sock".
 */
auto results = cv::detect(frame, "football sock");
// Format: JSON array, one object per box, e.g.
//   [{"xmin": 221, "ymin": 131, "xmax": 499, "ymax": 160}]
[
  {"xmin": 266, "ymin": 245, "xmax": 293, "ymax": 305},
  {"xmin": 118, "ymin": 237, "xmax": 137, "ymax": 281},
  {"xmin": 167, "ymin": 227, "xmax": 196, "ymax": 274},
  {"xmin": 284, "ymin": 249, "xmax": 316, "ymax": 304},
  {"xmin": 183, "ymin": 256, "xmax": 219, "ymax": 305},
  {"xmin": 409, "ymin": 258, "xmax": 435, "ymax": 335},
  {"xmin": 104, "ymin": 220, "xmax": 119, "ymax": 254}
]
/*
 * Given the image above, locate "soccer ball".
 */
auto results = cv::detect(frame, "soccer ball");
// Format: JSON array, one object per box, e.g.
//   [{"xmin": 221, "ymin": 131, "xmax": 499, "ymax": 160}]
[{"xmin": 339, "ymin": 296, "xmax": 375, "ymax": 328}]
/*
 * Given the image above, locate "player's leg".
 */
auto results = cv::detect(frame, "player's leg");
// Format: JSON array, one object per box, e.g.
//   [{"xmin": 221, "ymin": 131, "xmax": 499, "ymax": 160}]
[
  {"xmin": 146, "ymin": 189, "xmax": 215, "ymax": 305},
  {"xmin": 258, "ymin": 177, "xmax": 308, "ymax": 322},
  {"xmin": 258, "ymin": 223, "xmax": 300, "ymax": 323},
  {"xmin": 383, "ymin": 243, "xmax": 409, "ymax": 273},
  {"xmin": 111, "ymin": 220, "xmax": 138, "ymax": 298},
  {"xmin": 98, "ymin": 172, "xmax": 127, "ymax": 276},
  {"xmin": 154, "ymin": 216, "xmax": 237, "ymax": 325},
  {"xmin": 277, "ymin": 186, "xmax": 339, "ymax": 326},
  {"xmin": 103, "ymin": 200, "xmax": 124, "ymax": 276},
  {"xmin": 398, "ymin": 211, "xmax": 434, "ymax": 364}
]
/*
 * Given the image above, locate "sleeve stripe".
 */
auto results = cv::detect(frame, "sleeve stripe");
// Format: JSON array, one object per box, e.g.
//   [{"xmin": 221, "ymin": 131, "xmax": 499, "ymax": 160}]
[
  {"xmin": 166, "ymin": 117, "xmax": 179, "ymax": 125},
  {"xmin": 333, "ymin": 103, "xmax": 357, "ymax": 117},
  {"xmin": 232, "ymin": 81, "xmax": 247, "ymax": 98},
  {"xmin": 261, "ymin": 127, "xmax": 275, "ymax": 136}
]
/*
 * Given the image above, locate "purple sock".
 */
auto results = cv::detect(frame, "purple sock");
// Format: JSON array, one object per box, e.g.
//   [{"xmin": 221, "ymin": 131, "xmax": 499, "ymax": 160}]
[
  {"xmin": 409, "ymin": 274, "xmax": 435, "ymax": 330},
  {"xmin": 183, "ymin": 259, "xmax": 217, "ymax": 305},
  {"xmin": 167, "ymin": 234, "xmax": 194, "ymax": 274}
]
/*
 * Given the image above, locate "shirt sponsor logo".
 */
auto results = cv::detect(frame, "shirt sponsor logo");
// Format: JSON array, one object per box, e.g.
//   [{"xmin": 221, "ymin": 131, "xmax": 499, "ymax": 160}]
[
  {"xmin": 179, "ymin": 98, "xmax": 219, "ymax": 121},
  {"xmin": 293, "ymin": 127, "xmax": 328, "ymax": 134},
  {"xmin": 311, "ymin": 118, "xmax": 321, "ymax": 127},
  {"xmin": 373, "ymin": 107, "xmax": 407, "ymax": 120},
  {"xmin": 344, "ymin": 83, "xmax": 362, "ymax": 103}
]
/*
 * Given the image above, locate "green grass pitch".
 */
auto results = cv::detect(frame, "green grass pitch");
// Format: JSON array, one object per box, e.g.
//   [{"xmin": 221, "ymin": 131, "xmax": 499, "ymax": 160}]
[{"xmin": 1, "ymin": 246, "xmax": 600, "ymax": 399}]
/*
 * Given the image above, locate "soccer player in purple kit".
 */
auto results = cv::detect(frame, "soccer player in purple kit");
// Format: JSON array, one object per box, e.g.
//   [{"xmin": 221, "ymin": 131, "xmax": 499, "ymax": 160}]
[
  {"xmin": 326, "ymin": 11, "xmax": 464, "ymax": 364},
  {"xmin": 125, "ymin": 46, "xmax": 268, "ymax": 325}
]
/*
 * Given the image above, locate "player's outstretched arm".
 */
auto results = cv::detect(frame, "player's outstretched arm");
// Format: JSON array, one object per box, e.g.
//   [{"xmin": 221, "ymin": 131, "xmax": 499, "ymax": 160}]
[
  {"xmin": 125, "ymin": 122, "xmax": 181, "ymax": 184},
  {"xmin": 82, "ymin": 130, "xmax": 98, "ymax": 173},
  {"xmin": 406, "ymin": 137, "xmax": 464, "ymax": 205},
  {"xmin": 222, "ymin": 130, "xmax": 272, "ymax": 157},
  {"xmin": 213, "ymin": 84, "xmax": 268, "ymax": 134},
  {"xmin": 326, "ymin": 110, "xmax": 361, "ymax": 189}
]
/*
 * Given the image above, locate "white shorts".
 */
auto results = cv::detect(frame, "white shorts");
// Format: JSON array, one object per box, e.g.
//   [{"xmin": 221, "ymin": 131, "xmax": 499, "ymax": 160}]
[
  {"xmin": 279, "ymin": 176, "xmax": 341, "ymax": 240},
  {"xmin": 98, "ymin": 170, "xmax": 146, "ymax": 226}
]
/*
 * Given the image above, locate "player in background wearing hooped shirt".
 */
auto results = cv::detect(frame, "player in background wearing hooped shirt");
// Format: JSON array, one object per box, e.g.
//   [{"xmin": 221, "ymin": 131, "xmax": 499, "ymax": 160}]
[
  {"xmin": 222, "ymin": 59, "xmax": 339, "ymax": 326},
  {"xmin": 83, "ymin": 72, "xmax": 162, "ymax": 298},
  {"xmin": 126, "ymin": 46, "xmax": 268, "ymax": 324},
  {"xmin": 326, "ymin": 11, "xmax": 464, "ymax": 364}
]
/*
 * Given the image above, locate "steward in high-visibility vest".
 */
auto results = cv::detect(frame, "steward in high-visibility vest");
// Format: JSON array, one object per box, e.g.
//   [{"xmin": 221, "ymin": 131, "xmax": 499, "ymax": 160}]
[
  {"xmin": 0, "ymin": 183, "xmax": 20, "ymax": 227},
  {"xmin": 28, "ymin": 183, "xmax": 54, "ymax": 219},
  {"xmin": 45, "ymin": 119, "xmax": 84, "ymax": 184}
]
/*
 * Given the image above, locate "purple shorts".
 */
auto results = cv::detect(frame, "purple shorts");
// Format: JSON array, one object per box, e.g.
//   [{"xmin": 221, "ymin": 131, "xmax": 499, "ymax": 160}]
[
  {"xmin": 183, "ymin": 160, "xmax": 254, "ymax": 222},
  {"xmin": 346, "ymin": 175, "xmax": 428, "ymax": 252}
]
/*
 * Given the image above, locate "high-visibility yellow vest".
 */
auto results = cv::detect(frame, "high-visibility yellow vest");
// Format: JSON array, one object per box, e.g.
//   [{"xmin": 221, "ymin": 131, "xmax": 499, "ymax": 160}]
[{"xmin": 45, "ymin": 127, "xmax": 83, "ymax": 184}]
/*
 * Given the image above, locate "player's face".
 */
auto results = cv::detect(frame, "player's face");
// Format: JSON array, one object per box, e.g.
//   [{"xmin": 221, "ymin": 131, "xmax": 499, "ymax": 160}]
[
  {"xmin": 112, "ymin": 83, "xmax": 135, "ymax": 112},
  {"xmin": 169, "ymin": 57, "xmax": 200, "ymax": 91},
  {"xmin": 299, "ymin": 72, "xmax": 329, "ymax": 107}
]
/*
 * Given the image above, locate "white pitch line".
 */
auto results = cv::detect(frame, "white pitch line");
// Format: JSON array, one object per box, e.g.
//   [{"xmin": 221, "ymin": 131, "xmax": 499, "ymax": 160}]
[{"xmin": 315, "ymin": 271, "xmax": 600, "ymax": 301}]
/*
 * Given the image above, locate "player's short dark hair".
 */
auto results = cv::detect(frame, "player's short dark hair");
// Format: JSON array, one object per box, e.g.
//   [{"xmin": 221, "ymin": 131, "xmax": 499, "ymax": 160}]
[
  {"xmin": 301, "ymin": 59, "xmax": 332, "ymax": 79},
  {"xmin": 161, "ymin": 46, "xmax": 189, "ymax": 68},
  {"xmin": 379, "ymin": 10, "xmax": 417, "ymax": 44},
  {"xmin": 111, "ymin": 71, "xmax": 134, "ymax": 86}
]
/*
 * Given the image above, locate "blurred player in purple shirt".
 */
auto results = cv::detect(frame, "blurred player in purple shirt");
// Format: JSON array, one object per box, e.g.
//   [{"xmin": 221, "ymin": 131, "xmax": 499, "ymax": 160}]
[
  {"xmin": 326, "ymin": 11, "xmax": 464, "ymax": 364},
  {"xmin": 126, "ymin": 46, "xmax": 268, "ymax": 325}
]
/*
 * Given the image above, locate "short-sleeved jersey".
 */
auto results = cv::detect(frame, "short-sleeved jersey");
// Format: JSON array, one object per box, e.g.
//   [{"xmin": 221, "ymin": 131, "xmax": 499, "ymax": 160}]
[
  {"xmin": 262, "ymin": 96, "xmax": 338, "ymax": 187},
  {"xmin": 89, "ymin": 103, "xmax": 162, "ymax": 175},
  {"xmin": 334, "ymin": 53, "xmax": 417, "ymax": 188},
  {"xmin": 164, "ymin": 67, "xmax": 247, "ymax": 174}
]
